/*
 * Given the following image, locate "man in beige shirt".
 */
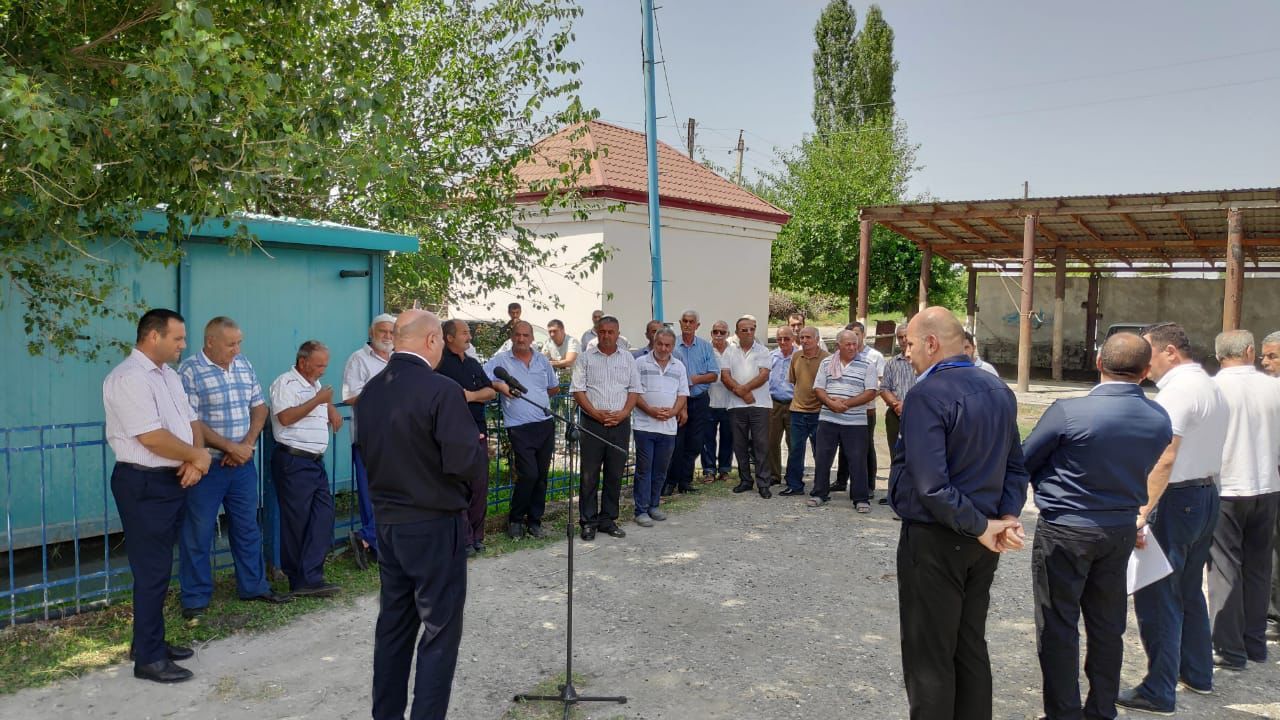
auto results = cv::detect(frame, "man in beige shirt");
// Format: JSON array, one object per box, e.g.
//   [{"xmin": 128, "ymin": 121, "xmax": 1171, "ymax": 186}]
[{"xmin": 781, "ymin": 326, "xmax": 828, "ymax": 495}]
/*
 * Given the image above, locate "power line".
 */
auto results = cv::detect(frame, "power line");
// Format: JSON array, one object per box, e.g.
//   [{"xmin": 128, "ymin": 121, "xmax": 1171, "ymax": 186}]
[{"xmin": 652, "ymin": 7, "xmax": 683, "ymax": 142}]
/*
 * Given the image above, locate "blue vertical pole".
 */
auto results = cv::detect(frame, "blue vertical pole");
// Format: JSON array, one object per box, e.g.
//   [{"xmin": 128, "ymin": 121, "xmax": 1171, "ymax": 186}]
[{"xmin": 641, "ymin": 0, "xmax": 664, "ymax": 322}]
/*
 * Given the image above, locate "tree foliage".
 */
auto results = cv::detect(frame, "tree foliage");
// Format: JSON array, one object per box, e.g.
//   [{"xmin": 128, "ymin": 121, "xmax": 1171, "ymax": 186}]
[
  {"xmin": 766, "ymin": 2, "xmax": 960, "ymax": 318},
  {"xmin": 1, "ymin": 0, "xmax": 600, "ymax": 357}
]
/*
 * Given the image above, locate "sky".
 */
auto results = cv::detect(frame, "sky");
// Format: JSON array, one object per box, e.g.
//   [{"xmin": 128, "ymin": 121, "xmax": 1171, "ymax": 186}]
[{"xmin": 566, "ymin": 0, "xmax": 1280, "ymax": 201}]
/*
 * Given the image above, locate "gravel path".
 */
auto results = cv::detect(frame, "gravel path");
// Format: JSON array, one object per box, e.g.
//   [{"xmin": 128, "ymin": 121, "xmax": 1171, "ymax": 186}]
[{"xmin": 5, "ymin": 481, "xmax": 1280, "ymax": 719}]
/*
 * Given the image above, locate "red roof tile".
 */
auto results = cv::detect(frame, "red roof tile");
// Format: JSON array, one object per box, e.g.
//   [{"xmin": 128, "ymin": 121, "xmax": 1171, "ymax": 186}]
[{"xmin": 513, "ymin": 120, "xmax": 790, "ymax": 225}]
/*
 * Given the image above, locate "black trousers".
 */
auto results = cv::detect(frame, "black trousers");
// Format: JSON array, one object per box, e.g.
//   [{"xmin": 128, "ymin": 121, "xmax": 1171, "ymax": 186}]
[
  {"xmin": 669, "ymin": 393, "xmax": 710, "ymax": 489},
  {"xmin": 373, "ymin": 515, "xmax": 467, "ymax": 720},
  {"xmin": 729, "ymin": 406, "xmax": 772, "ymax": 489},
  {"xmin": 837, "ymin": 410, "xmax": 879, "ymax": 493},
  {"xmin": 814, "ymin": 421, "xmax": 870, "ymax": 502},
  {"xmin": 885, "ymin": 406, "xmax": 901, "ymax": 455},
  {"xmin": 110, "ymin": 463, "xmax": 185, "ymax": 666},
  {"xmin": 1032, "ymin": 519, "xmax": 1136, "ymax": 720},
  {"xmin": 579, "ymin": 415, "xmax": 630, "ymax": 530},
  {"xmin": 898, "ymin": 521, "xmax": 999, "ymax": 720},
  {"xmin": 271, "ymin": 447, "xmax": 335, "ymax": 590},
  {"xmin": 506, "ymin": 419, "xmax": 554, "ymax": 527},
  {"xmin": 1210, "ymin": 492, "xmax": 1280, "ymax": 665}
]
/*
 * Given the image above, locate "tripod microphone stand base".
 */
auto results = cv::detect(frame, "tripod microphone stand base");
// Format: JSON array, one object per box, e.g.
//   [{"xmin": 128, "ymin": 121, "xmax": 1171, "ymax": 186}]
[{"xmin": 513, "ymin": 682, "xmax": 627, "ymax": 719}]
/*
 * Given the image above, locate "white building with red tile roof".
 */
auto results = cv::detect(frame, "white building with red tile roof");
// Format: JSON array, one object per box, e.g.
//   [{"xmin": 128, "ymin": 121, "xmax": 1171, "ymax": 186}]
[{"xmin": 449, "ymin": 120, "xmax": 790, "ymax": 342}]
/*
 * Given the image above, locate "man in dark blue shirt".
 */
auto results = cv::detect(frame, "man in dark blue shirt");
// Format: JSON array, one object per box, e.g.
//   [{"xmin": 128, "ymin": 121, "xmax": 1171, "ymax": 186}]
[
  {"xmin": 436, "ymin": 319, "xmax": 497, "ymax": 557},
  {"xmin": 1021, "ymin": 333, "xmax": 1172, "ymax": 720},
  {"xmin": 888, "ymin": 307, "xmax": 1027, "ymax": 720}
]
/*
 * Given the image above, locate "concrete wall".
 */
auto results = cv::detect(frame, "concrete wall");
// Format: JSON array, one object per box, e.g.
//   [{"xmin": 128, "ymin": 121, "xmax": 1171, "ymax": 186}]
[
  {"xmin": 450, "ymin": 203, "xmax": 777, "ymax": 345},
  {"xmin": 975, "ymin": 274, "xmax": 1280, "ymax": 369}
]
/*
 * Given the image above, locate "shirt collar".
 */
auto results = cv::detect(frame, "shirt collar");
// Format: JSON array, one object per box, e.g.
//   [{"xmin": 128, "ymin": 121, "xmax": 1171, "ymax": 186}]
[
  {"xmin": 392, "ymin": 350, "xmax": 432, "ymax": 368},
  {"xmin": 130, "ymin": 348, "xmax": 166, "ymax": 372},
  {"xmin": 1155, "ymin": 361, "xmax": 1203, "ymax": 390},
  {"xmin": 1215, "ymin": 364, "xmax": 1257, "ymax": 376},
  {"xmin": 289, "ymin": 365, "xmax": 320, "ymax": 388}
]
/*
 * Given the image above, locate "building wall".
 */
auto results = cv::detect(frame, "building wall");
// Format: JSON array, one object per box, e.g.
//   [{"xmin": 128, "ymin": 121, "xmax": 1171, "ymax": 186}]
[
  {"xmin": 450, "ymin": 203, "xmax": 778, "ymax": 345},
  {"xmin": 975, "ymin": 274, "xmax": 1280, "ymax": 369}
]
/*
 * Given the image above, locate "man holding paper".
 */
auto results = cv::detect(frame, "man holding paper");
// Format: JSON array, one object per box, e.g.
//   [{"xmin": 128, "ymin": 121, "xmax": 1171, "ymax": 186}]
[{"xmin": 1021, "ymin": 333, "xmax": 1172, "ymax": 720}]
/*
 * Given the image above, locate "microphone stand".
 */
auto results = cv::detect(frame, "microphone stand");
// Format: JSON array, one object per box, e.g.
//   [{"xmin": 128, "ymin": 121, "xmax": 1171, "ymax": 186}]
[{"xmin": 505, "ymin": 389, "xmax": 628, "ymax": 718}]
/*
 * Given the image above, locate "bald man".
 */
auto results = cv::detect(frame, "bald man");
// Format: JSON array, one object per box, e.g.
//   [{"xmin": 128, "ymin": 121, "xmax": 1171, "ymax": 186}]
[
  {"xmin": 888, "ymin": 307, "xmax": 1028, "ymax": 720},
  {"xmin": 1021, "ymin": 333, "xmax": 1172, "ymax": 720},
  {"xmin": 356, "ymin": 309, "xmax": 484, "ymax": 720}
]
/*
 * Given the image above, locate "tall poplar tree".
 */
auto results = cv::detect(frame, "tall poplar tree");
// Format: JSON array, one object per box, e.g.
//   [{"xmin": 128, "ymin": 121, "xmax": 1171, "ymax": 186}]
[{"xmin": 810, "ymin": 0, "xmax": 857, "ymax": 135}]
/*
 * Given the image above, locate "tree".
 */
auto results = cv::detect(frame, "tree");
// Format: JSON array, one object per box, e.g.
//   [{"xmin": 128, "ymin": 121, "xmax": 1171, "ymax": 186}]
[
  {"xmin": 1, "ymin": 0, "xmax": 600, "ymax": 358},
  {"xmin": 810, "ymin": 0, "xmax": 858, "ymax": 135},
  {"xmin": 852, "ymin": 5, "xmax": 897, "ymax": 126}
]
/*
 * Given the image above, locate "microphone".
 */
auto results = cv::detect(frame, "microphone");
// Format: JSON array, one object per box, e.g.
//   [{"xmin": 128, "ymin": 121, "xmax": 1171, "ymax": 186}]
[{"xmin": 493, "ymin": 366, "xmax": 529, "ymax": 396}]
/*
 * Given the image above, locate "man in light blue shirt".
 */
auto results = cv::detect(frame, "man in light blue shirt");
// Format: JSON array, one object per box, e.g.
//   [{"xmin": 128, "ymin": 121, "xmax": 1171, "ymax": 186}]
[
  {"xmin": 485, "ymin": 321, "xmax": 559, "ymax": 539},
  {"xmin": 668, "ymin": 310, "xmax": 721, "ymax": 493},
  {"xmin": 767, "ymin": 326, "xmax": 797, "ymax": 487}
]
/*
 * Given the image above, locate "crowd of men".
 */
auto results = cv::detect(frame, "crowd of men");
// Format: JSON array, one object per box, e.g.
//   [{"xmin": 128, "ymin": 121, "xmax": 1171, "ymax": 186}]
[{"xmin": 101, "ymin": 302, "xmax": 1280, "ymax": 720}]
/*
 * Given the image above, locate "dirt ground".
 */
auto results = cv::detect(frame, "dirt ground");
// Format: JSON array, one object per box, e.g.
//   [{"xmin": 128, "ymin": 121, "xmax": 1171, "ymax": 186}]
[{"xmin": 5, "ymin": 409, "xmax": 1280, "ymax": 719}]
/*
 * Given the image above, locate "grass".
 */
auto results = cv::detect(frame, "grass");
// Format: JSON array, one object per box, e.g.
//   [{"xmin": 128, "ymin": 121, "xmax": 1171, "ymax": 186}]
[
  {"xmin": 1017, "ymin": 402, "xmax": 1049, "ymax": 440},
  {"xmin": 0, "ymin": 476, "xmax": 734, "ymax": 696}
]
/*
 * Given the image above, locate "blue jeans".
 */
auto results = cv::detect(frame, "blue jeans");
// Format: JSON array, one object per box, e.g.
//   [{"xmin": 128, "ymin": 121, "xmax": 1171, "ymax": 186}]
[
  {"xmin": 633, "ymin": 430, "xmax": 676, "ymax": 517},
  {"xmin": 179, "ymin": 458, "xmax": 270, "ymax": 608},
  {"xmin": 1134, "ymin": 483, "xmax": 1220, "ymax": 709},
  {"xmin": 785, "ymin": 411, "xmax": 820, "ymax": 491},
  {"xmin": 702, "ymin": 407, "xmax": 734, "ymax": 475}
]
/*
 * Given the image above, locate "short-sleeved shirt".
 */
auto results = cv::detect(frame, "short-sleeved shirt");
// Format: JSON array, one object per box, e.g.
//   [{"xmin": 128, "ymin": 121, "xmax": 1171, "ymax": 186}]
[
  {"xmin": 571, "ymin": 343, "xmax": 643, "ymax": 413},
  {"xmin": 814, "ymin": 353, "xmax": 879, "ymax": 426},
  {"xmin": 484, "ymin": 350, "xmax": 558, "ymax": 428},
  {"xmin": 269, "ymin": 367, "xmax": 331, "ymax": 454},
  {"xmin": 719, "ymin": 342, "xmax": 773, "ymax": 410},
  {"xmin": 436, "ymin": 349, "xmax": 493, "ymax": 434},
  {"xmin": 708, "ymin": 345, "xmax": 734, "ymax": 409},
  {"xmin": 1153, "ymin": 362, "xmax": 1229, "ymax": 482},
  {"xmin": 542, "ymin": 335, "xmax": 581, "ymax": 363},
  {"xmin": 788, "ymin": 350, "xmax": 829, "ymax": 413},
  {"xmin": 632, "ymin": 354, "xmax": 690, "ymax": 435},
  {"xmin": 881, "ymin": 354, "xmax": 917, "ymax": 402},
  {"xmin": 861, "ymin": 346, "xmax": 886, "ymax": 380},
  {"xmin": 1214, "ymin": 366, "xmax": 1280, "ymax": 496},
  {"xmin": 103, "ymin": 349, "xmax": 198, "ymax": 467},
  {"xmin": 341, "ymin": 344, "xmax": 389, "ymax": 402},
  {"xmin": 178, "ymin": 351, "xmax": 264, "ymax": 457},
  {"xmin": 672, "ymin": 334, "xmax": 718, "ymax": 398},
  {"xmin": 769, "ymin": 348, "xmax": 797, "ymax": 403}
]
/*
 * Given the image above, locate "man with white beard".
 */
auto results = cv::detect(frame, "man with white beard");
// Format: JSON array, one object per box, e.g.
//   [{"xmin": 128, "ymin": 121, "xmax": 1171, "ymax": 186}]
[{"xmin": 341, "ymin": 313, "xmax": 396, "ymax": 569}]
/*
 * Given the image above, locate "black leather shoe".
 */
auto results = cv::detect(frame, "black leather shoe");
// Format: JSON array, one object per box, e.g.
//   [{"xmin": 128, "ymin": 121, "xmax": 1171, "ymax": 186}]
[
  {"xmin": 134, "ymin": 659, "xmax": 194, "ymax": 684},
  {"xmin": 349, "ymin": 531, "xmax": 369, "ymax": 571},
  {"xmin": 660, "ymin": 485, "xmax": 675, "ymax": 497},
  {"xmin": 181, "ymin": 606, "xmax": 206, "ymax": 620},
  {"xmin": 465, "ymin": 545, "xmax": 477, "ymax": 558},
  {"xmin": 602, "ymin": 526, "xmax": 626, "ymax": 538},
  {"xmin": 580, "ymin": 526, "xmax": 597, "ymax": 541},
  {"xmin": 128, "ymin": 642, "xmax": 194, "ymax": 662},
  {"xmin": 525, "ymin": 524, "xmax": 549, "ymax": 539},
  {"xmin": 830, "ymin": 483, "xmax": 847, "ymax": 492},
  {"xmin": 779, "ymin": 488, "xmax": 804, "ymax": 496},
  {"xmin": 758, "ymin": 488, "xmax": 772, "ymax": 499},
  {"xmin": 292, "ymin": 582, "xmax": 340, "ymax": 598},
  {"xmin": 244, "ymin": 591, "xmax": 292, "ymax": 605},
  {"xmin": 878, "ymin": 497, "xmax": 890, "ymax": 505},
  {"xmin": 507, "ymin": 522, "xmax": 525, "ymax": 539},
  {"xmin": 473, "ymin": 541, "xmax": 486, "ymax": 554},
  {"xmin": 677, "ymin": 486, "xmax": 699, "ymax": 494},
  {"xmin": 732, "ymin": 482, "xmax": 753, "ymax": 494},
  {"xmin": 1115, "ymin": 688, "xmax": 1173, "ymax": 716},
  {"xmin": 1213, "ymin": 652, "xmax": 1246, "ymax": 671}
]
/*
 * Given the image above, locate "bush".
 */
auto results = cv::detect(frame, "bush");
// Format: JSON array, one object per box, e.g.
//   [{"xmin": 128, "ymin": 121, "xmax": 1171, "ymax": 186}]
[{"xmin": 768, "ymin": 289, "xmax": 846, "ymax": 322}]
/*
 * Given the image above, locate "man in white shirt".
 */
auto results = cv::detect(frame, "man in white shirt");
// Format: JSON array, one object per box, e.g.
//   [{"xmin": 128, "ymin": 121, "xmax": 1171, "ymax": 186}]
[
  {"xmin": 340, "ymin": 313, "xmax": 394, "ymax": 567},
  {"xmin": 964, "ymin": 331, "xmax": 1000, "ymax": 377},
  {"xmin": 1207, "ymin": 329, "xmax": 1280, "ymax": 670},
  {"xmin": 542, "ymin": 318, "xmax": 580, "ymax": 373},
  {"xmin": 704, "ymin": 320, "xmax": 736, "ymax": 481},
  {"xmin": 103, "ymin": 308, "xmax": 210, "ymax": 684},
  {"xmin": 269, "ymin": 341, "xmax": 344, "ymax": 598},
  {"xmin": 1263, "ymin": 331, "xmax": 1280, "ymax": 643},
  {"xmin": 631, "ymin": 328, "xmax": 690, "ymax": 527},
  {"xmin": 721, "ymin": 316, "xmax": 775, "ymax": 498},
  {"xmin": 1119, "ymin": 322, "xmax": 1229, "ymax": 714}
]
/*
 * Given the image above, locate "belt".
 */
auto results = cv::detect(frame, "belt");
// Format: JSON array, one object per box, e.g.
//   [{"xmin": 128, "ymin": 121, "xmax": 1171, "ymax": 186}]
[
  {"xmin": 118, "ymin": 462, "xmax": 177, "ymax": 473},
  {"xmin": 772, "ymin": 396, "xmax": 792, "ymax": 404},
  {"xmin": 277, "ymin": 444, "xmax": 325, "ymax": 461},
  {"xmin": 1168, "ymin": 476, "xmax": 1215, "ymax": 489}
]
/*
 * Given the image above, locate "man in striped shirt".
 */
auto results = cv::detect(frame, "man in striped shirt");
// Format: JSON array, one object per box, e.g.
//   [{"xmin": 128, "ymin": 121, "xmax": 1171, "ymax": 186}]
[
  {"xmin": 808, "ymin": 330, "xmax": 879, "ymax": 511},
  {"xmin": 879, "ymin": 323, "xmax": 916, "ymax": 505}
]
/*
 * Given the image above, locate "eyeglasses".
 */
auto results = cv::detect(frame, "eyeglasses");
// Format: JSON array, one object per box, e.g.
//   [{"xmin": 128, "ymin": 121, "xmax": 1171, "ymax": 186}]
[{"xmin": 711, "ymin": 330, "xmax": 728, "ymax": 336}]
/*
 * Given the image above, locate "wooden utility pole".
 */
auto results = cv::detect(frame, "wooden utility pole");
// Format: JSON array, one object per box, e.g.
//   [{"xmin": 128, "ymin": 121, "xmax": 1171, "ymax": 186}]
[
  {"xmin": 734, "ymin": 129, "xmax": 745, "ymax": 184},
  {"xmin": 686, "ymin": 118, "xmax": 696, "ymax": 158}
]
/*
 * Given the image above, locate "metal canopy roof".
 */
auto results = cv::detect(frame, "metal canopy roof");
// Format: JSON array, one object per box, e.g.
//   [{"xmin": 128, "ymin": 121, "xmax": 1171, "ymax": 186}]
[{"xmin": 859, "ymin": 187, "xmax": 1280, "ymax": 270}]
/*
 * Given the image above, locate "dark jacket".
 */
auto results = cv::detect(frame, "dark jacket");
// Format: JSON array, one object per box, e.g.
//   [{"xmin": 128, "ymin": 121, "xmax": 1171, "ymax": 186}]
[
  {"xmin": 355, "ymin": 353, "xmax": 483, "ymax": 524},
  {"xmin": 888, "ymin": 355, "xmax": 1028, "ymax": 536},
  {"xmin": 1021, "ymin": 382, "xmax": 1172, "ymax": 527}
]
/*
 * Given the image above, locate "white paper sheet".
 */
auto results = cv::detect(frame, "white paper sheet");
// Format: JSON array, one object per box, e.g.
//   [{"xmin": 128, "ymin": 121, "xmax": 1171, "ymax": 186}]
[{"xmin": 1127, "ymin": 528, "xmax": 1174, "ymax": 595}]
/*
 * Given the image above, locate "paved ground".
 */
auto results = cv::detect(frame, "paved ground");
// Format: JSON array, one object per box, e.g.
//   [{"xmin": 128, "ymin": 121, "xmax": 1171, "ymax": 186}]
[{"xmin": 6, "ymin": 476, "xmax": 1280, "ymax": 719}]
